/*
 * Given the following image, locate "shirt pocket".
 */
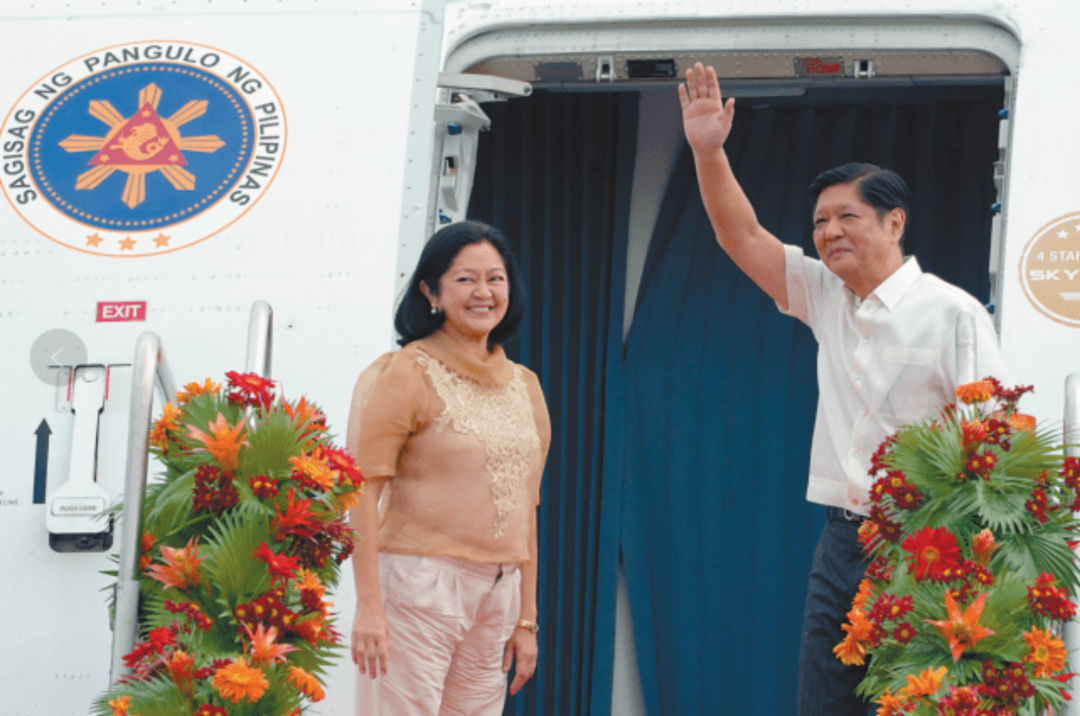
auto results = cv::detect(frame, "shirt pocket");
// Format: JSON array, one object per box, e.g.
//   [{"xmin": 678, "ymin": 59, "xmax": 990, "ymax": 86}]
[{"xmin": 880, "ymin": 346, "xmax": 941, "ymax": 423}]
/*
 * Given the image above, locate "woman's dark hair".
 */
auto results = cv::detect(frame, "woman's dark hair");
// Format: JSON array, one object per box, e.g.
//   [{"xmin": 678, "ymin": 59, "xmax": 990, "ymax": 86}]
[
  {"xmin": 808, "ymin": 162, "xmax": 913, "ymax": 251},
  {"xmin": 394, "ymin": 220, "xmax": 526, "ymax": 348}
]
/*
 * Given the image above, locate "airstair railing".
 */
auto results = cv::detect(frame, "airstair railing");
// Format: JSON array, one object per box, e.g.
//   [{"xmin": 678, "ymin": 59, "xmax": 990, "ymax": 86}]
[
  {"xmin": 246, "ymin": 299, "xmax": 273, "ymax": 377},
  {"xmin": 955, "ymin": 312, "xmax": 977, "ymax": 387},
  {"xmin": 109, "ymin": 332, "xmax": 177, "ymax": 684},
  {"xmin": 1063, "ymin": 373, "xmax": 1080, "ymax": 716}
]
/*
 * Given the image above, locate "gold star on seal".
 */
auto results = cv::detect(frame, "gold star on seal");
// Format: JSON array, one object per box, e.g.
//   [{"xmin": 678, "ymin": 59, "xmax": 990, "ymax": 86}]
[
  {"xmin": 86, "ymin": 233, "xmax": 104, "ymax": 247},
  {"xmin": 152, "ymin": 234, "xmax": 170, "ymax": 248},
  {"xmin": 119, "ymin": 236, "xmax": 137, "ymax": 251}
]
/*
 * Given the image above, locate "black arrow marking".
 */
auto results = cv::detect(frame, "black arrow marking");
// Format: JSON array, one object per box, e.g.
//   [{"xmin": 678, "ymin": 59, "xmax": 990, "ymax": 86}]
[{"xmin": 33, "ymin": 419, "xmax": 51, "ymax": 504}]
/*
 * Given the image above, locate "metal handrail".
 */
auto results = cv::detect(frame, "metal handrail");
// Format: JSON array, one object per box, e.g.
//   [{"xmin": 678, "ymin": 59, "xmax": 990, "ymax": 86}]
[
  {"xmin": 109, "ymin": 332, "xmax": 177, "ymax": 684},
  {"xmin": 246, "ymin": 299, "xmax": 273, "ymax": 378},
  {"xmin": 1064, "ymin": 374, "xmax": 1080, "ymax": 716},
  {"xmin": 955, "ymin": 312, "xmax": 977, "ymax": 386}
]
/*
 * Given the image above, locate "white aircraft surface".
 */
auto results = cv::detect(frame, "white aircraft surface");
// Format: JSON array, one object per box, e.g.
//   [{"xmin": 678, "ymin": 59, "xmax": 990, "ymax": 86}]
[{"xmin": 2, "ymin": 1, "xmax": 1078, "ymax": 714}]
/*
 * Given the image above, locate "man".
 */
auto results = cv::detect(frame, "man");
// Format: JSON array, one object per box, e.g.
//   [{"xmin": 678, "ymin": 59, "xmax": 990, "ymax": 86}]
[{"xmin": 678, "ymin": 63, "xmax": 1009, "ymax": 714}]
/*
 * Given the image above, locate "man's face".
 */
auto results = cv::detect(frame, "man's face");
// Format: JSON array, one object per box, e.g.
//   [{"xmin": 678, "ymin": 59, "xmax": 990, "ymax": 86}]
[{"xmin": 812, "ymin": 182, "xmax": 905, "ymax": 296}]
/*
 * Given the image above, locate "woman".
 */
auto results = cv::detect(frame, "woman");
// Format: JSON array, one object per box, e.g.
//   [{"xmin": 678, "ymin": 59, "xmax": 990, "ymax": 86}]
[{"xmin": 347, "ymin": 220, "xmax": 550, "ymax": 715}]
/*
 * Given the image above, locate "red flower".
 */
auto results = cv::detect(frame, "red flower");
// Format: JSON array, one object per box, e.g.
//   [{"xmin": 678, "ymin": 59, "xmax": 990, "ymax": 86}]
[
  {"xmin": 893, "ymin": 622, "xmax": 916, "ymax": 644},
  {"xmin": 901, "ymin": 527, "xmax": 961, "ymax": 581},
  {"xmin": 225, "ymin": 370, "xmax": 276, "ymax": 410},
  {"xmin": 249, "ymin": 474, "xmax": 280, "ymax": 499},
  {"xmin": 271, "ymin": 488, "xmax": 320, "ymax": 543},
  {"xmin": 1026, "ymin": 488, "xmax": 1049, "ymax": 523},
  {"xmin": 961, "ymin": 420, "xmax": 987, "ymax": 453},
  {"xmin": 1062, "ymin": 456, "xmax": 1080, "ymax": 489},
  {"xmin": 1027, "ymin": 572, "xmax": 1076, "ymax": 620},
  {"xmin": 965, "ymin": 450, "xmax": 998, "ymax": 480},
  {"xmin": 254, "ymin": 542, "xmax": 301, "ymax": 586},
  {"xmin": 192, "ymin": 464, "xmax": 239, "ymax": 514}
]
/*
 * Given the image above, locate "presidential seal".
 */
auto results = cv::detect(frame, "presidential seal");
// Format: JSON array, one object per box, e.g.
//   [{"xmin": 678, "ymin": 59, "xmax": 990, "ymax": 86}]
[
  {"xmin": 1, "ymin": 41, "xmax": 285, "ymax": 256},
  {"xmin": 1019, "ymin": 212, "xmax": 1080, "ymax": 328}
]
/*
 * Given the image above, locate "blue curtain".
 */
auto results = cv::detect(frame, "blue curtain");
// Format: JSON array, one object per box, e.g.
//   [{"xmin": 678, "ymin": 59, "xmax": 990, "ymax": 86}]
[
  {"xmin": 622, "ymin": 91, "xmax": 1004, "ymax": 715},
  {"xmin": 468, "ymin": 90, "xmax": 639, "ymax": 716}
]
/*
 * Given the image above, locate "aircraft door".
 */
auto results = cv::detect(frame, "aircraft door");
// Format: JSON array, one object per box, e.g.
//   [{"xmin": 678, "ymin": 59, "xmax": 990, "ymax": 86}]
[{"xmin": 426, "ymin": 73, "xmax": 531, "ymax": 238}]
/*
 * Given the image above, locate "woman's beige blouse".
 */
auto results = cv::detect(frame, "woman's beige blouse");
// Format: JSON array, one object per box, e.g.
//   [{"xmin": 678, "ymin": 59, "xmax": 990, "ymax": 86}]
[{"xmin": 350, "ymin": 331, "xmax": 551, "ymax": 564}]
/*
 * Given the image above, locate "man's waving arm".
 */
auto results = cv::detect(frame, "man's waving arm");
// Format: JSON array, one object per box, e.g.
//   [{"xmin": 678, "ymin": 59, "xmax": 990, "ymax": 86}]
[{"xmin": 679, "ymin": 62, "xmax": 789, "ymax": 309}]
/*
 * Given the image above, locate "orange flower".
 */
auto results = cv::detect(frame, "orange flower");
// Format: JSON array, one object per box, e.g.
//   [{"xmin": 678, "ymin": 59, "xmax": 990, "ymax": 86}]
[
  {"xmin": 109, "ymin": 695, "xmax": 133, "ymax": 716},
  {"xmin": 333, "ymin": 488, "xmax": 362, "ymax": 513},
  {"xmin": 289, "ymin": 453, "xmax": 336, "ymax": 491},
  {"xmin": 284, "ymin": 396, "xmax": 327, "ymax": 433},
  {"xmin": 925, "ymin": 591, "xmax": 995, "ymax": 662},
  {"xmin": 287, "ymin": 666, "xmax": 325, "ymax": 702},
  {"xmin": 899, "ymin": 665, "xmax": 948, "ymax": 700},
  {"xmin": 1009, "ymin": 412, "xmax": 1036, "ymax": 432},
  {"xmin": 146, "ymin": 537, "xmax": 203, "ymax": 591},
  {"xmin": 852, "ymin": 579, "xmax": 874, "ymax": 611},
  {"xmin": 971, "ymin": 528, "xmax": 998, "ymax": 567},
  {"xmin": 139, "ymin": 532, "xmax": 156, "ymax": 571},
  {"xmin": 1024, "ymin": 626, "xmax": 1066, "ymax": 677},
  {"xmin": 875, "ymin": 688, "xmax": 908, "ymax": 716},
  {"xmin": 244, "ymin": 622, "xmax": 298, "ymax": 666},
  {"xmin": 834, "ymin": 607, "xmax": 875, "ymax": 666},
  {"xmin": 167, "ymin": 649, "xmax": 195, "ymax": 697},
  {"xmin": 293, "ymin": 614, "xmax": 331, "ymax": 646},
  {"xmin": 295, "ymin": 568, "xmax": 326, "ymax": 599},
  {"xmin": 213, "ymin": 657, "xmax": 268, "ymax": 704},
  {"xmin": 187, "ymin": 413, "xmax": 249, "ymax": 474},
  {"xmin": 956, "ymin": 380, "xmax": 996, "ymax": 405},
  {"xmin": 175, "ymin": 378, "xmax": 220, "ymax": 404},
  {"xmin": 149, "ymin": 402, "xmax": 182, "ymax": 451}
]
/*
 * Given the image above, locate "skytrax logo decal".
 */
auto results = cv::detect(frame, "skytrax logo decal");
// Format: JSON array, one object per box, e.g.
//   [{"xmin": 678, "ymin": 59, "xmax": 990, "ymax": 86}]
[{"xmin": 1, "ymin": 42, "xmax": 285, "ymax": 256}]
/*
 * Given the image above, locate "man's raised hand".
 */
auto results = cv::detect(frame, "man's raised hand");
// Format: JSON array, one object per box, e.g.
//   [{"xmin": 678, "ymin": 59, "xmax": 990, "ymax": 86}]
[{"xmin": 678, "ymin": 63, "xmax": 735, "ymax": 153}]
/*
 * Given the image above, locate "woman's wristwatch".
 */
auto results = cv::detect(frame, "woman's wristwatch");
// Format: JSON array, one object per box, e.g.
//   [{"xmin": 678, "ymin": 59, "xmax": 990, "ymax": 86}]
[{"xmin": 516, "ymin": 619, "xmax": 540, "ymax": 634}]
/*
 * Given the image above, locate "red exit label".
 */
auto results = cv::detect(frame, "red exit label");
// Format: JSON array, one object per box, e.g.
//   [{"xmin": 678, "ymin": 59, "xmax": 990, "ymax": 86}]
[{"xmin": 97, "ymin": 301, "xmax": 147, "ymax": 322}]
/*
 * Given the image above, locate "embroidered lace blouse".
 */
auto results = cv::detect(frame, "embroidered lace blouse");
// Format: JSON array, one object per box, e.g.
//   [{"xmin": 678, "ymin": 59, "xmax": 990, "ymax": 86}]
[{"xmin": 350, "ymin": 330, "xmax": 550, "ymax": 564}]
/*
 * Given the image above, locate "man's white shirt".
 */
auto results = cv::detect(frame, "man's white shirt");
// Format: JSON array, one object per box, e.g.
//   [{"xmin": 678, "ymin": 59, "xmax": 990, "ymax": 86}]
[{"xmin": 780, "ymin": 244, "xmax": 1010, "ymax": 516}]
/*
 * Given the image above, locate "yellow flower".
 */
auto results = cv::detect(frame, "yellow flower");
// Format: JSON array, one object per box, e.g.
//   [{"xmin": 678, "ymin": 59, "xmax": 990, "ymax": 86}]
[
  {"xmin": 955, "ymin": 380, "xmax": 995, "ymax": 405},
  {"xmin": 109, "ymin": 695, "xmax": 133, "ymax": 716},
  {"xmin": 1024, "ymin": 626, "xmax": 1066, "ymax": 677},
  {"xmin": 175, "ymin": 378, "xmax": 220, "ymax": 404},
  {"xmin": 213, "ymin": 657, "xmax": 268, "ymax": 704},
  {"xmin": 899, "ymin": 665, "xmax": 948, "ymax": 700},
  {"xmin": 287, "ymin": 665, "xmax": 325, "ymax": 702},
  {"xmin": 187, "ymin": 413, "xmax": 249, "ymax": 474}
]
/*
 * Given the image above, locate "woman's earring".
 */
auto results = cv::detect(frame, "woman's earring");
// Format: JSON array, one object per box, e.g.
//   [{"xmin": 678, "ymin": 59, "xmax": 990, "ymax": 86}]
[{"xmin": 430, "ymin": 305, "xmax": 438, "ymax": 315}]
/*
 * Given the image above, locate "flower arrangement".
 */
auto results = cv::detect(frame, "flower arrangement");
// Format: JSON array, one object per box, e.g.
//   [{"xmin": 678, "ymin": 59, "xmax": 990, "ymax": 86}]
[
  {"xmin": 94, "ymin": 372, "xmax": 362, "ymax": 716},
  {"xmin": 835, "ymin": 378, "xmax": 1080, "ymax": 715}
]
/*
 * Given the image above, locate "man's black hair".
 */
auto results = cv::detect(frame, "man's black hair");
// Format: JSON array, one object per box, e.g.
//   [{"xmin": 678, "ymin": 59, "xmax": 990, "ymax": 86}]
[{"xmin": 808, "ymin": 163, "xmax": 913, "ymax": 250}]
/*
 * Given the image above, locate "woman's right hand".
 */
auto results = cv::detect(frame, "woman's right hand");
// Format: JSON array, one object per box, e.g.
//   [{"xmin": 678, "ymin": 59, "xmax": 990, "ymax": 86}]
[{"xmin": 352, "ymin": 601, "xmax": 391, "ymax": 678}]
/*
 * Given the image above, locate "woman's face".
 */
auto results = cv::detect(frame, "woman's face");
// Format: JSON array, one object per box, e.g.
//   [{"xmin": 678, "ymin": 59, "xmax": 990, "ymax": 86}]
[{"xmin": 425, "ymin": 241, "xmax": 509, "ymax": 344}]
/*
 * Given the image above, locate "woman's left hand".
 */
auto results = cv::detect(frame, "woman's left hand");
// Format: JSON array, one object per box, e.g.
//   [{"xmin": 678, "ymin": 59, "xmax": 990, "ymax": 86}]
[{"xmin": 503, "ymin": 626, "xmax": 538, "ymax": 696}]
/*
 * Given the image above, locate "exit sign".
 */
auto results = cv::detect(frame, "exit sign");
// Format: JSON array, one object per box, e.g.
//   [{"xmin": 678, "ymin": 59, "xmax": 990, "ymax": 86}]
[{"xmin": 96, "ymin": 301, "xmax": 147, "ymax": 322}]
